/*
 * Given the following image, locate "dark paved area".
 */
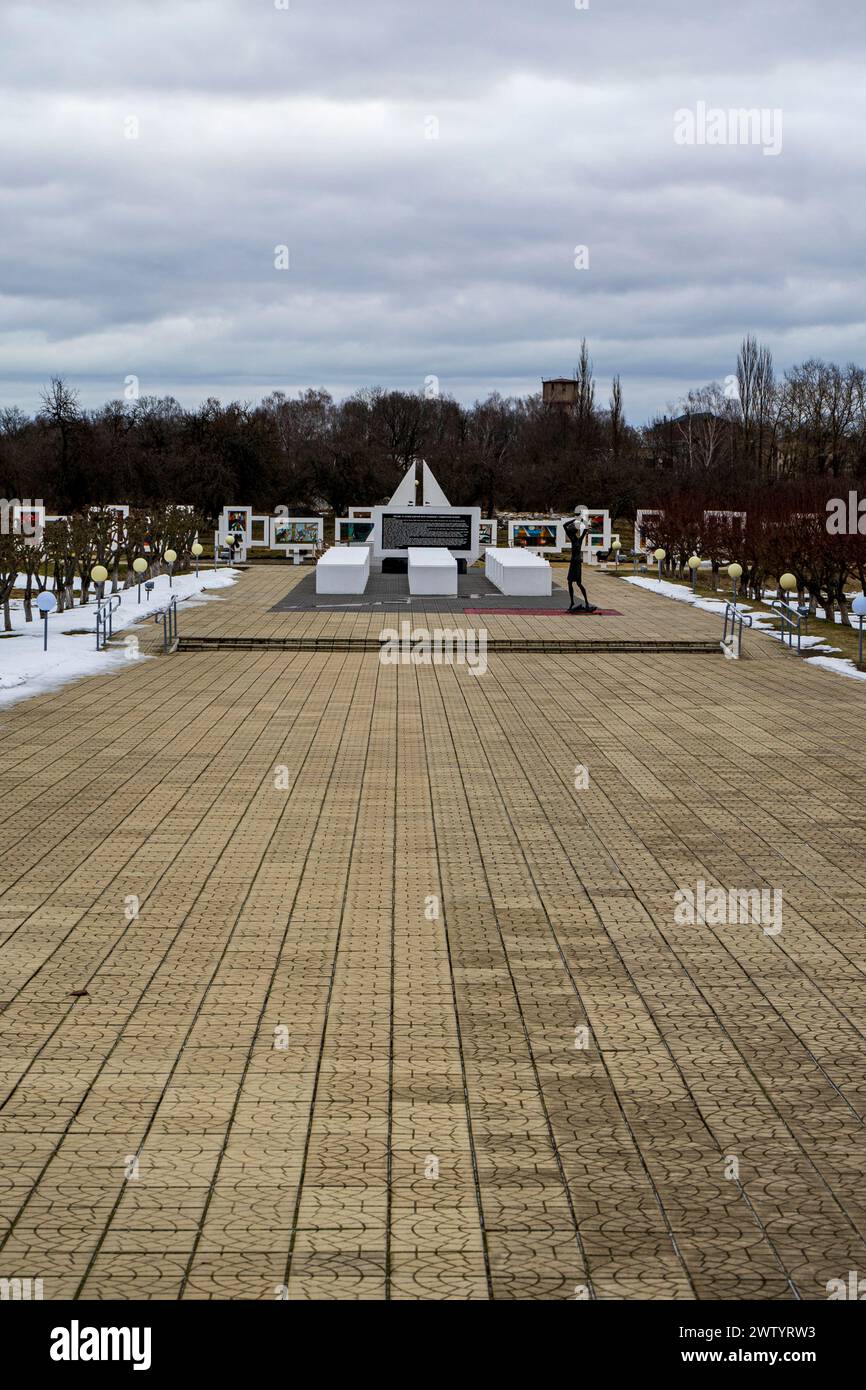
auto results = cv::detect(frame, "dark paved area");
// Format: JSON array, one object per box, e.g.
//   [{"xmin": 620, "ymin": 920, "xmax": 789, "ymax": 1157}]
[{"xmin": 269, "ymin": 563, "xmax": 581, "ymax": 613}]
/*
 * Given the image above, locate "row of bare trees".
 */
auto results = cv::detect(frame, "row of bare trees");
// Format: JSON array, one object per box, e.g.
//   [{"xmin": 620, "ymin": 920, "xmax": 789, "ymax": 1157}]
[
  {"xmin": 3, "ymin": 338, "xmax": 866, "ymax": 521},
  {"xmin": 641, "ymin": 484, "xmax": 866, "ymax": 622},
  {"xmin": 645, "ymin": 336, "xmax": 866, "ymax": 481},
  {"xmin": 1, "ymin": 372, "xmax": 637, "ymax": 519},
  {"xmin": 0, "ymin": 505, "xmax": 204, "ymax": 629}
]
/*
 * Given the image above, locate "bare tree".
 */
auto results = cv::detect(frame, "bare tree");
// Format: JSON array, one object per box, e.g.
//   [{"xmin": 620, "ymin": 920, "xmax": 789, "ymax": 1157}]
[
  {"xmin": 609, "ymin": 375, "xmax": 624, "ymax": 463},
  {"xmin": 575, "ymin": 339, "xmax": 595, "ymax": 422},
  {"xmin": 38, "ymin": 377, "xmax": 83, "ymax": 509}
]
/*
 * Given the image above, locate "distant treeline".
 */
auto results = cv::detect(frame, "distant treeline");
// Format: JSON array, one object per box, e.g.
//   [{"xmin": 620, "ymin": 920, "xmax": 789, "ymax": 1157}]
[{"xmin": 3, "ymin": 338, "xmax": 866, "ymax": 520}]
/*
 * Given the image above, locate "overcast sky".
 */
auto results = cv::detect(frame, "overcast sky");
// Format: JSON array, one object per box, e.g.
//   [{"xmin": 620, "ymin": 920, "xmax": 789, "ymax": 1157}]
[{"xmin": 1, "ymin": 0, "xmax": 864, "ymax": 422}]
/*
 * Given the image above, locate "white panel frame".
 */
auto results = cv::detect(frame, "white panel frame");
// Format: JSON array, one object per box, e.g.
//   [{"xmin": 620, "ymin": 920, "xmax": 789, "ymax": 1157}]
[
  {"xmin": 635, "ymin": 509, "xmax": 663, "ymax": 554},
  {"xmin": 583, "ymin": 509, "xmax": 611, "ymax": 548},
  {"xmin": 249, "ymin": 514, "xmax": 270, "ymax": 548},
  {"xmin": 220, "ymin": 505, "xmax": 253, "ymax": 540},
  {"xmin": 269, "ymin": 516, "xmax": 324, "ymax": 557},
  {"xmin": 218, "ymin": 506, "xmax": 253, "ymax": 561},
  {"xmin": 372, "ymin": 505, "xmax": 480, "ymax": 563}
]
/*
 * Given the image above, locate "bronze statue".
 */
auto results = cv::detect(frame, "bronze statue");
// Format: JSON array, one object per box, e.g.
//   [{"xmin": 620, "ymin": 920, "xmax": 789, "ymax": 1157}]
[{"xmin": 562, "ymin": 505, "xmax": 597, "ymax": 613}]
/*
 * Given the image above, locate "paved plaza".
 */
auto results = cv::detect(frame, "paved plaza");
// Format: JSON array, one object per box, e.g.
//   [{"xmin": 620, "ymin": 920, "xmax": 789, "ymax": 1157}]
[{"xmin": 1, "ymin": 567, "xmax": 865, "ymax": 1299}]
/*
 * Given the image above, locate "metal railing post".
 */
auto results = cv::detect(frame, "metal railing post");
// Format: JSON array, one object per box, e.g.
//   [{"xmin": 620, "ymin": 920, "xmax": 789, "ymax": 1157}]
[
  {"xmin": 152, "ymin": 595, "xmax": 178, "ymax": 653},
  {"xmin": 778, "ymin": 600, "xmax": 800, "ymax": 653},
  {"xmin": 722, "ymin": 601, "xmax": 753, "ymax": 657},
  {"xmin": 772, "ymin": 600, "xmax": 802, "ymax": 653}
]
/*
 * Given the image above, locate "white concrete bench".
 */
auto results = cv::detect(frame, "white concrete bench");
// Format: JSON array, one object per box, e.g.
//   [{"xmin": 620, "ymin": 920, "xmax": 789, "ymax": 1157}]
[
  {"xmin": 485, "ymin": 546, "xmax": 552, "ymax": 596},
  {"xmin": 407, "ymin": 546, "xmax": 458, "ymax": 595},
  {"xmin": 315, "ymin": 545, "xmax": 370, "ymax": 594}
]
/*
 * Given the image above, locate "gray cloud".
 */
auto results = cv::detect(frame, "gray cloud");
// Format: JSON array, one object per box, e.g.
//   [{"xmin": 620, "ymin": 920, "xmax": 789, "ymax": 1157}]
[{"xmin": 1, "ymin": 0, "xmax": 864, "ymax": 421}]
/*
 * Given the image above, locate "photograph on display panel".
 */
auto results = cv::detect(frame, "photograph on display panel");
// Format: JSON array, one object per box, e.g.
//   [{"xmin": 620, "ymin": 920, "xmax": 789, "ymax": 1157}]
[
  {"xmin": 510, "ymin": 521, "xmax": 561, "ymax": 550},
  {"xmin": 336, "ymin": 519, "xmax": 374, "ymax": 544},
  {"xmin": 272, "ymin": 518, "xmax": 322, "ymax": 547}
]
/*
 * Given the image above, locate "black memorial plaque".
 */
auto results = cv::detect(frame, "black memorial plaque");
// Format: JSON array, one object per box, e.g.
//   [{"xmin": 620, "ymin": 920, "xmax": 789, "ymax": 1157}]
[{"xmin": 381, "ymin": 512, "xmax": 473, "ymax": 551}]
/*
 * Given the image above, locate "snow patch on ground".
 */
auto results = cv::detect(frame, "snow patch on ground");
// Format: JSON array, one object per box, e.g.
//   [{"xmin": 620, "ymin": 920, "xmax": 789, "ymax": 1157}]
[
  {"xmin": 0, "ymin": 568, "xmax": 239, "ymax": 710},
  {"xmin": 804, "ymin": 655, "xmax": 866, "ymax": 682},
  {"xmin": 625, "ymin": 575, "xmax": 731, "ymax": 616},
  {"xmin": 623, "ymin": 576, "xmax": 862, "ymax": 681}
]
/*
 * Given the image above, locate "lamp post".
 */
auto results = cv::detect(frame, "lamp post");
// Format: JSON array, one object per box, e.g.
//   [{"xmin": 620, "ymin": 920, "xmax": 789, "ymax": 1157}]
[
  {"xmin": 853, "ymin": 593, "xmax": 866, "ymax": 666},
  {"xmin": 36, "ymin": 590, "xmax": 56, "ymax": 650},
  {"xmin": 222, "ymin": 535, "xmax": 235, "ymax": 568},
  {"xmin": 688, "ymin": 554, "xmax": 701, "ymax": 594},
  {"xmin": 727, "ymin": 562, "xmax": 743, "ymax": 603},
  {"xmin": 164, "ymin": 548, "xmax": 177, "ymax": 588},
  {"xmin": 91, "ymin": 563, "xmax": 108, "ymax": 603},
  {"xmin": 778, "ymin": 572, "xmax": 798, "ymax": 644},
  {"xmin": 779, "ymin": 572, "xmax": 797, "ymax": 603},
  {"xmin": 132, "ymin": 556, "xmax": 148, "ymax": 603},
  {"xmin": 653, "ymin": 547, "xmax": 666, "ymax": 582},
  {"xmin": 191, "ymin": 541, "xmax": 203, "ymax": 578},
  {"xmin": 611, "ymin": 539, "xmax": 621, "ymax": 571}
]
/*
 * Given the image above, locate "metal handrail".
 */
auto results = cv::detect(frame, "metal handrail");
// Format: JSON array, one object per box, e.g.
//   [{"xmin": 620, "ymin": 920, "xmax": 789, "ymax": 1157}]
[
  {"xmin": 771, "ymin": 599, "xmax": 802, "ymax": 653},
  {"xmin": 95, "ymin": 593, "xmax": 123, "ymax": 651},
  {"xmin": 153, "ymin": 594, "xmax": 179, "ymax": 652},
  {"xmin": 722, "ymin": 601, "xmax": 753, "ymax": 656}
]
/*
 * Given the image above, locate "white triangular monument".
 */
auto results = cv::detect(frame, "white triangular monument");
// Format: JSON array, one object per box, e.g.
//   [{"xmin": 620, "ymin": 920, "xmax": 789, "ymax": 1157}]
[
  {"xmin": 387, "ymin": 461, "xmax": 418, "ymax": 507},
  {"xmin": 422, "ymin": 460, "xmax": 450, "ymax": 506},
  {"xmin": 386, "ymin": 457, "xmax": 451, "ymax": 508}
]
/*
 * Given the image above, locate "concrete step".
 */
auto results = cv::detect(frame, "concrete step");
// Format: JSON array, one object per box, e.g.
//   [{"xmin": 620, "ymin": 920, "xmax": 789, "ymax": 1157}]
[{"xmin": 177, "ymin": 634, "xmax": 723, "ymax": 655}]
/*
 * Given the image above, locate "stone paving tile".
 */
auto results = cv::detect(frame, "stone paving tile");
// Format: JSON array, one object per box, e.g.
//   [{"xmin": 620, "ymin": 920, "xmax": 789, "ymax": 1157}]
[{"xmin": 0, "ymin": 566, "xmax": 864, "ymax": 1299}]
